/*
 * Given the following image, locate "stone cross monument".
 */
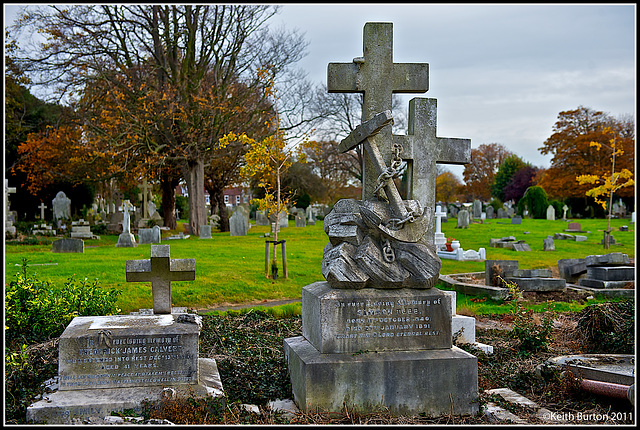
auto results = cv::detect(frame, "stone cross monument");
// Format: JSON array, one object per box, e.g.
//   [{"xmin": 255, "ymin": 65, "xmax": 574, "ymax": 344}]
[
  {"xmin": 328, "ymin": 22, "xmax": 428, "ymax": 199},
  {"xmin": 126, "ymin": 244, "xmax": 196, "ymax": 314},
  {"xmin": 286, "ymin": 22, "xmax": 477, "ymax": 418},
  {"xmin": 5, "ymin": 179, "xmax": 17, "ymax": 236},
  {"xmin": 38, "ymin": 202, "xmax": 47, "ymax": 220},
  {"xmin": 329, "ymin": 23, "xmax": 470, "ymax": 241}
]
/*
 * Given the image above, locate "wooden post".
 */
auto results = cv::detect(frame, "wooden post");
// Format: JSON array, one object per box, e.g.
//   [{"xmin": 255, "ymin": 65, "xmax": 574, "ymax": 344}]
[
  {"xmin": 265, "ymin": 241, "xmax": 270, "ymax": 277},
  {"xmin": 281, "ymin": 240, "xmax": 288, "ymax": 278}
]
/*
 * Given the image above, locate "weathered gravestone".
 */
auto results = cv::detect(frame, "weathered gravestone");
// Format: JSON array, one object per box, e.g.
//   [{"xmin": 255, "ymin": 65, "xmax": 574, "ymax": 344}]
[
  {"xmin": 578, "ymin": 253, "xmax": 635, "ymax": 290},
  {"xmin": 229, "ymin": 210, "xmax": 248, "ymax": 236},
  {"xmin": 486, "ymin": 205, "xmax": 494, "ymax": 219},
  {"xmin": 306, "ymin": 206, "xmax": 316, "ymax": 225},
  {"xmin": 115, "ymin": 201, "xmax": 137, "ymax": 247},
  {"xmin": 138, "ymin": 225, "xmax": 162, "ymax": 245},
  {"xmin": 546, "ymin": 205, "xmax": 555, "ymax": 221},
  {"xmin": 473, "ymin": 200, "xmax": 482, "ymax": 219},
  {"xmin": 71, "ymin": 219, "xmax": 97, "ymax": 239},
  {"xmin": 52, "ymin": 238, "xmax": 84, "ymax": 253},
  {"xmin": 497, "ymin": 208, "xmax": 507, "ymax": 219},
  {"xmin": 5, "ymin": 179, "xmax": 17, "ymax": 236},
  {"xmin": 456, "ymin": 209, "xmax": 470, "ymax": 229},
  {"xmin": 52, "ymin": 191, "xmax": 72, "ymax": 225},
  {"xmin": 562, "ymin": 204, "xmax": 569, "ymax": 220},
  {"xmin": 294, "ymin": 210, "xmax": 306, "ymax": 227},
  {"xmin": 199, "ymin": 225, "xmax": 212, "ymax": 239},
  {"xmin": 285, "ymin": 22, "xmax": 477, "ymax": 418},
  {"xmin": 543, "ymin": 236, "xmax": 555, "ymax": 251},
  {"xmin": 26, "ymin": 245, "xmax": 223, "ymax": 424},
  {"xmin": 256, "ymin": 210, "xmax": 270, "ymax": 226}
]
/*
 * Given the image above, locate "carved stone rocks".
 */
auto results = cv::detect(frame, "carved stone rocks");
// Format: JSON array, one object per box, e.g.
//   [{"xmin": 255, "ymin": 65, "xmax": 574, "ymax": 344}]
[{"xmin": 321, "ymin": 198, "xmax": 441, "ymax": 289}]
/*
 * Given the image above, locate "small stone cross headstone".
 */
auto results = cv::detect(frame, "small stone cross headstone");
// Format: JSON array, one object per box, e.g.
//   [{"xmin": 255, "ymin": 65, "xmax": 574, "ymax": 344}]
[
  {"xmin": 126, "ymin": 244, "xmax": 195, "ymax": 314},
  {"xmin": 434, "ymin": 205, "xmax": 447, "ymax": 248},
  {"xmin": 562, "ymin": 204, "xmax": 569, "ymax": 220},
  {"xmin": 38, "ymin": 202, "xmax": 47, "ymax": 220}
]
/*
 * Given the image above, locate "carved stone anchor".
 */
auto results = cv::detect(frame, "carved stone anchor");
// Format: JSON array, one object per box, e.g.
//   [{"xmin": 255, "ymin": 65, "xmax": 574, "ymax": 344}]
[{"xmin": 339, "ymin": 111, "xmax": 428, "ymax": 243}]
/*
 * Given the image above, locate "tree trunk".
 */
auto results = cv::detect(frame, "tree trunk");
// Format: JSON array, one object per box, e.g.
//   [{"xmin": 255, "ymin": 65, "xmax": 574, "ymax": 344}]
[
  {"xmin": 185, "ymin": 159, "xmax": 207, "ymax": 237},
  {"xmin": 216, "ymin": 189, "xmax": 230, "ymax": 232},
  {"xmin": 160, "ymin": 172, "xmax": 178, "ymax": 230}
]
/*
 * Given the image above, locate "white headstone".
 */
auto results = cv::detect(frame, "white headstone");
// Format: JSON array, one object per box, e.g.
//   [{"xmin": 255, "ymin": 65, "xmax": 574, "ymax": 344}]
[{"xmin": 546, "ymin": 205, "xmax": 555, "ymax": 221}]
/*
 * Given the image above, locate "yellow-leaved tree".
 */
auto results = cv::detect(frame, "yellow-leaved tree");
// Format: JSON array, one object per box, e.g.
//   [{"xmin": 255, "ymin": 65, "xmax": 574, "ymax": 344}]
[
  {"xmin": 241, "ymin": 67, "xmax": 315, "ymax": 279},
  {"xmin": 576, "ymin": 127, "xmax": 634, "ymax": 248}
]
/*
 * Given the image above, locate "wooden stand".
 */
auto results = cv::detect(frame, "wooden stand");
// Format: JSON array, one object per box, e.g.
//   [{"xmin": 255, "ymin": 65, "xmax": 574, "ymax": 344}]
[{"xmin": 265, "ymin": 240, "xmax": 287, "ymax": 279}]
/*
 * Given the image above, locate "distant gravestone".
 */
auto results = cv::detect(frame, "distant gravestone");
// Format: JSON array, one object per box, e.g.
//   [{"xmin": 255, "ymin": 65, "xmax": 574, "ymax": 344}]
[
  {"xmin": 138, "ymin": 225, "xmax": 161, "ymax": 244},
  {"xmin": 566, "ymin": 222, "xmax": 582, "ymax": 232},
  {"xmin": 497, "ymin": 208, "xmax": 507, "ymax": 219},
  {"xmin": 200, "ymin": 225, "xmax": 212, "ymax": 239},
  {"xmin": 511, "ymin": 216, "xmax": 522, "ymax": 225},
  {"xmin": 295, "ymin": 210, "xmax": 306, "ymax": 227},
  {"xmin": 562, "ymin": 204, "xmax": 569, "ymax": 220},
  {"xmin": 52, "ymin": 238, "xmax": 84, "ymax": 253},
  {"xmin": 543, "ymin": 236, "xmax": 555, "ymax": 251},
  {"xmin": 115, "ymin": 201, "xmax": 137, "ymax": 247},
  {"xmin": 38, "ymin": 202, "xmax": 48, "ymax": 220},
  {"xmin": 456, "ymin": 209, "xmax": 470, "ymax": 229},
  {"xmin": 307, "ymin": 207, "xmax": 316, "ymax": 225},
  {"xmin": 486, "ymin": 206, "xmax": 494, "ymax": 219},
  {"xmin": 256, "ymin": 210, "xmax": 269, "ymax": 226},
  {"xmin": 52, "ymin": 191, "xmax": 71, "ymax": 223},
  {"xmin": 472, "ymin": 200, "xmax": 482, "ymax": 219},
  {"xmin": 546, "ymin": 205, "xmax": 555, "ymax": 221},
  {"xmin": 229, "ymin": 210, "xmax": 248, "ymax": 236}
]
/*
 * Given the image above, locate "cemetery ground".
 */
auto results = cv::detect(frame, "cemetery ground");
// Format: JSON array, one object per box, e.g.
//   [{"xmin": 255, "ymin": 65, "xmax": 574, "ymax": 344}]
[{"xmin": 5, "ymin": 217, "xmax": 635, "ymax": 424}]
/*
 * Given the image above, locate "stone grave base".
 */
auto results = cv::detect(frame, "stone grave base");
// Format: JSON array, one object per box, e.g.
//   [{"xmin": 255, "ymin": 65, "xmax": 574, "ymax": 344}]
[
  {"xmin": 505, "ymin": 277, "xmax": 566, "ymax": 292},
  {"xmin": 26, "ymin": 358, "xmax": 223, "ymax": 424},
  {"xmin": 284, "ymin": 336, "xmax": 478, "ymax": 417}
]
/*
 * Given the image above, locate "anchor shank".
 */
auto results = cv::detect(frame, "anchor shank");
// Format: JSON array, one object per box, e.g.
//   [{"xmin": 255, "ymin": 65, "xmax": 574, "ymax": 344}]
[{"xmin": 361, "ymin": 136, "xmax": 409, "ymax": 221}]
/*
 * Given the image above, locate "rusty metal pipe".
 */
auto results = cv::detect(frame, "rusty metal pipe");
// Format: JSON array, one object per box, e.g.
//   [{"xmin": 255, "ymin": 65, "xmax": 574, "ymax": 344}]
[{"xmin": 579, "ymin": 378, "xmax": 630, "ymax": 400}]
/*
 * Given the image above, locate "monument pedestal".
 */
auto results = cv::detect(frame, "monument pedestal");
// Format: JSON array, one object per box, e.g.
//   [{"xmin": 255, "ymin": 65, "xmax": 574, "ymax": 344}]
[
  {"xmin": 284, "ymin": 282, "xmax": 478, "ymax": 416},
  {"xmin": 26, "ymin": 313, "xmax": 223, "ymax": 424}
]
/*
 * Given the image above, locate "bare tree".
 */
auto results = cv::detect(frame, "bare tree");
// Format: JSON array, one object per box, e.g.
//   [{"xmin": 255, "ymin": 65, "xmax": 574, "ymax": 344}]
[{"xmin": 11, "ymin": 5, "xmax": 308, "ymax": 235}]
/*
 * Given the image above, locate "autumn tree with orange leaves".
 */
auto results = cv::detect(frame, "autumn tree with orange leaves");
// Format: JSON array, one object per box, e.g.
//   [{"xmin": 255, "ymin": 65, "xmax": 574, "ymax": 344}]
[
  {"xmin": 462, "ymin": 143, "xmax": 514, "ymax": 201},
  {"xmin": 537, "ymin": 106, "xmax": 635, "ymax": 203}
]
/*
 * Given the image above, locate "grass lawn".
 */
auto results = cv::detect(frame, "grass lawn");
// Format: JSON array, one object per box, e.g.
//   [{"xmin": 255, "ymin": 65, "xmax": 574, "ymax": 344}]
[{"xmin": 4, "ymin": 216, "xmax": 635, "ymax": 314}]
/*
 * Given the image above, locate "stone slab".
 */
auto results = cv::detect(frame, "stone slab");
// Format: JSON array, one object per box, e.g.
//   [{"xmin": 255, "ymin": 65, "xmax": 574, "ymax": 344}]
[
  {"xmin": 586, "ymin": 266, "xmax": 634, "ymax": 281},
  {"xmin": 578, "ymin": 278, "xmax": 634, "ymax": 289},
  {"xmin": 513, "ymin": 269, "xmax": 553, "ymax": 278},
  {"xmin": 52, "ymin": 238, "xmax": 84, "ymax": 253},
  {"xmin": 558, "ymin": 258, "xmax": 587, "ymax": 281},
  {"xmin": 544, "ymin": 354, "xmax": 635, "ymax": 386},
  {"xmin": 284, "ymin": 336, "xmax": 478, "ymax": 417},
  {"xmin": 484, "ymin": 260, "xmax": 519, "ymax": 286},
  {"xmin": 505, "ymin": 277, "xmax": 566, "ymax": 292},
  {"xmin": 302, "ymin": 282, "xmax": 452, "ymax": 353},
  {"xmin": 568, "ymin": 284, "xmax": 634, "ymax": 298},
  {"xmin": 58, "ymin": 315, "xmax": 200, "ymax": 390},
  {"xmin": 584, "ymin": 253, "xmax": 630, "ymax": 267},
  {"xmin": 26, "ymin": 358, "xmax": 223, "ymax": 424}
]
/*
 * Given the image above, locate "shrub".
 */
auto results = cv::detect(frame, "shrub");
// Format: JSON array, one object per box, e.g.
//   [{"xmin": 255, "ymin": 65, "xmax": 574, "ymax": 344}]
[
  {"xmin": 5, "ymin": 259, "xmax": 121, "ymax": 348},
  {"xmin": 506, "ymin": 280, "xmax": 555, "ymax": 353},
  {"xmin": 573, "ymin": 301, "xmax": 634, "ymax": 354}
]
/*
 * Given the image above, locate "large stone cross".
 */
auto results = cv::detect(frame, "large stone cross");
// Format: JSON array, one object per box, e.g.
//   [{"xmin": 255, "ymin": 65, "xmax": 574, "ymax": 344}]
[
  {"xmin": 328, "ymin": 22, "xmax": 428, "ymax": 198},
  {"xmin": 394, "ymin": 97, "xmax": 470, "ymax": 241},
  {"xmin": 126, "ymin": 244, "xmax": 195, "ymax": 314}
]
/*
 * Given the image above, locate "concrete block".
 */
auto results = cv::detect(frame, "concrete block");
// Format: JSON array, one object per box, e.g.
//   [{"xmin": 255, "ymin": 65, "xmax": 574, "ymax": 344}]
[
  {"xmin": 284, "ymin": 336, "xmax": 478, "ymax": 417},
  {"xmin": 586, "ymin": 266, "xmax": 635, "ymax": 281},
  {"xmin": 585, "ymin": 253, "xmax": 630, "ymax": 267},
  {"xmin": 505, "ymin": 277, "xmax": 566, "ymax": 292}
]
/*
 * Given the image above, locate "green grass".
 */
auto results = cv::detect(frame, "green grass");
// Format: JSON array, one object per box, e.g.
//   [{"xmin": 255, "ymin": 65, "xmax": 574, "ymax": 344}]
[{"xmin": 4, "ymin": 217, "xmax": 634, "ymax": 314}]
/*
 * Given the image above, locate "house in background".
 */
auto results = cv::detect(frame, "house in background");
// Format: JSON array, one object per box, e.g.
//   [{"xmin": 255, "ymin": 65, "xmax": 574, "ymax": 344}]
[{"xmin": 223, "ymin": 186, "xmax": 253, "ymax": 207}]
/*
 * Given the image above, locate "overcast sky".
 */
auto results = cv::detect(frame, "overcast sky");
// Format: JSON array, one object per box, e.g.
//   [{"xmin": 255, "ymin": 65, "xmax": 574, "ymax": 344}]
[
  {"xmin": 5, "ymin": 4, "xmax": 636, "ymax": 181},
  {"xmin": 272, "ymin": 3, "xmax": 636, "ymax": 179}
]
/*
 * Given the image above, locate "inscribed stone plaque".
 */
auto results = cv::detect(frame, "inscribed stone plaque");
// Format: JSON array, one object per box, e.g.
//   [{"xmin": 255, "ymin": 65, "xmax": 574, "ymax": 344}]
[
  {"xmin": 302, "ymin": 282, "xmax": 452, "ymax": 354},
  {"xmin": 58, "ymin": 315, "xmax": 199, "ymax": 390}
]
